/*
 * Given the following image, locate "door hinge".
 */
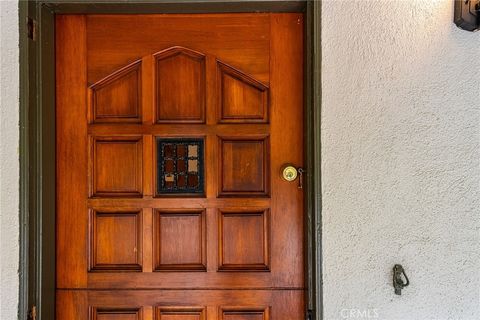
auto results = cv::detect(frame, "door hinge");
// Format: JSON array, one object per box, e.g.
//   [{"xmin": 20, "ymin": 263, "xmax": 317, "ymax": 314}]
[
  {"xmin": 306, "ymin": 309, "xmax": 314, "ymax": 320},
  {"xmin": 28, "ymin": 305, "xmax": 37, "ymax": 320},
  {"xmin": 27, "ymin": 17, "xmax": 37, "ymax": 41}
]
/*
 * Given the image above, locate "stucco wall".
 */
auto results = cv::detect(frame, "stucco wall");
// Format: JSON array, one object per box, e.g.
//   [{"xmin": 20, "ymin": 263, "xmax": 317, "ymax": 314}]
[
  {"xmin": 321, "ymin": 0, "xmax": 479, "ymax": 319},
  {"xmin": 0, "ymin": 1, "xmax": 19, "ymax": 319}
]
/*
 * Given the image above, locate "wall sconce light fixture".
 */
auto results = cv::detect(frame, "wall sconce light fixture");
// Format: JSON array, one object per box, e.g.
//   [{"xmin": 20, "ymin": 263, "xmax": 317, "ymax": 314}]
[{"xmin": 454, "ymin": 0, "xmax": 480, "ymax": 31}]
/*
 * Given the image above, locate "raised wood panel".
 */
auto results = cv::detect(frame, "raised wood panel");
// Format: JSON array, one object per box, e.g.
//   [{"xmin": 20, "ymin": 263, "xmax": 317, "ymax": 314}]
[
  {"xmin": 218, "ymin": 210, "xmax": 270, "ymax": 271},
  {"xmin": 218, "ymin": 62, "xmax": 268, "ymax": 123},
  {"xmin": 90, "ymin": 136, "xmax": 143, "ymax": 198},
  {"xmin": 154, "ymin": 210, "xmax": 206, "ymax": 271},
  {"xmin": 91, "ymin": 308, "xmax": 142, "ymax": 320},
  {"xmin": 156, "ymin": 307, "xmax": 206, "ymax": 320},
  {"xmin": 155, "ymin": 47, "xmax": 206, "ymax": 123},
  {"xmin": 89, "ymin": 209, "xmax": 142, "ymax": 272},
  {"xmin": 218, "ymin": 136, "xmax": 270, "ymax": 197},
  {"xmin": 220, "ymin": 307, "xmax": 270, "ymax": 320},
  {"xmin": 89, "ymin": 60, "xmax": 142, "ymax": 123}
]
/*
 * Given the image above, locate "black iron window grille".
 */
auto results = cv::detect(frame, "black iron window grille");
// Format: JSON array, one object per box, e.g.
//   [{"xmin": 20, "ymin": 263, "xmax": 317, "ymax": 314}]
[{"xmin": 156, "ymin": 138, "xmax": 205, "ymax": 195}]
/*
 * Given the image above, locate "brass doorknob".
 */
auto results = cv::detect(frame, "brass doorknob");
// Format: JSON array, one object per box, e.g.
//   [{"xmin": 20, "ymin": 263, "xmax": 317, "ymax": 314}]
[
  {"xmin": 281, "ymin": 165, "xmax": 298, "ymax": 182},
  {"xmin": 281, "ymin": 165, "xmax": 304, "ymax": 188}
]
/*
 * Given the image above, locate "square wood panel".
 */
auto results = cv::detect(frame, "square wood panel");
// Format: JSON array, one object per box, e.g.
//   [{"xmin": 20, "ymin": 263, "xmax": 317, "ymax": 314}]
[
  {"xmin": 91, "ymin": 308, "xmax": 142, "ymax": 320},
  {"xmin": 89, "ymin": 60, "xmax": 142, "ymax": 123},
  {"xmin": 218, "ymin": 136, "xmax": 270, "ymax": 197},
  {"xmin": 90, "ymin": 136, "xmax": 143, "ymax": 198},
  {"xmin": 154, "ymin": 210, "xmax": 206, "ymax": 271},
  {"xmin": 220, "ymin": 307, "xmax": 270, "ymax": 320},
  {"xmin": 156, "ymin": 307, "xmax": 206, "ymax": 320},
  {"xmin": 89, "ymin": 209, "xmax": 142, "ymax": 272},
  {"xmin": 218, "ymin": 210, "xmax": 270, "ymax": 271}
]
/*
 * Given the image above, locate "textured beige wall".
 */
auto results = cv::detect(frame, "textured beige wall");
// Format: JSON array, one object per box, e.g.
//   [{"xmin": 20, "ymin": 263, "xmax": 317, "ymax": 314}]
[
  {"xmin": 322, "ymin": 0, "xmax": 479, "ymax": 319},
  {"xmin": 0, "ymin": 1, "xmax": 19, "ymax": 319}
]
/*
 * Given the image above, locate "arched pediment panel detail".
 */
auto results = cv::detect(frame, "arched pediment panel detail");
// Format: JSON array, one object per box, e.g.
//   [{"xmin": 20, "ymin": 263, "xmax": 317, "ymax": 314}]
[
  {"xmin": 89, "ymin": 60, "xmax": 142, "ymax": 123},
  {"xmin": 217, "ymin": 61, "xmax": 269, "ymax": 123},
  {"xmin": 154, "ymin": 47, "xmax": 206, "ymax": 123},
  {"xmin": 87, "ymin": 47, "xmax": 270, "ymax": 125}
]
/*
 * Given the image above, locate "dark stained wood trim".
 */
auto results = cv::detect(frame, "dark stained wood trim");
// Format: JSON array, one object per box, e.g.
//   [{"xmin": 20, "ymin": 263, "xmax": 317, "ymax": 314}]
[
  {"xmin": 45, "ymin": 0, "xmax": 306, "ymax": 14},
  {"xmin": 20, "ymin": 2, "xmax": 56, "ymax": 320},
  {"xmin": 19, "ymin": 1, "xmax": 322, "ymax": 319},
  {"xmin": 18, "ymin": 2, "xmax": 31, "ymax": 320},
  {"xmin": 304, "ymin": 2, "xmax": 323, "ymax": 319}
]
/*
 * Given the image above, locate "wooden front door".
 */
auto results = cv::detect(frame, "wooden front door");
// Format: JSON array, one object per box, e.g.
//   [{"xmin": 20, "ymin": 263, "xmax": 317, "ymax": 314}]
[{"xmin": 56, "ymin": 13, "xmax": 304, "ymax": 319}]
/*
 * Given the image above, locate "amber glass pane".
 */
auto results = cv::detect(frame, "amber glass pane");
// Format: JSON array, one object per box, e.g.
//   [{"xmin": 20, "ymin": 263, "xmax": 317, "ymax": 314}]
[
  {"xmin": 164, "ymin": 144, "xmax": 175, "ymax": 158},
  {"xmin": 177, "ymin": 159, "xmax": 187, "ymax": 172},
  {"xmin": 177, "ymin": 174, "xmax": 187, "ymax": 188},
  {"xmin": 177, "ymin": 145, "xmax": 187, "ymax": 158},
  {"xmin": 187, "ymin": 174, "xmax": 199, "ymax": 188},
  {"xmin": 164, "ymin": 159, "xmax": 175, "ymax": 173}
]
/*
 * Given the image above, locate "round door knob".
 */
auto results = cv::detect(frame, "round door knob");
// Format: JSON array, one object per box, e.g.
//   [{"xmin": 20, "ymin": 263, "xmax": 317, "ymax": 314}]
[{"xmin": 282, "ymin": 165, "xmax": 298, "ymax": 182}]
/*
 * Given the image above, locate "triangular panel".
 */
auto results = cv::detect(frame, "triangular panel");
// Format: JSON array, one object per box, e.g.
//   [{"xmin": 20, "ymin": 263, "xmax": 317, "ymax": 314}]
[
  {"xmin": 217, "ymin": 61, "xmax": 269, "ymax": 123},
  {"xmin": 90, "ymin": 60, "xmax": 142, "ymax": 123}
]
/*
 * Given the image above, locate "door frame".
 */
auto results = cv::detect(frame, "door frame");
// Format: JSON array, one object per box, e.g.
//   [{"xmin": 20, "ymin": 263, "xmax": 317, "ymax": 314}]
[{"xmin": 19, "ymin": 1, "xmax": 322, "ymax": 319}]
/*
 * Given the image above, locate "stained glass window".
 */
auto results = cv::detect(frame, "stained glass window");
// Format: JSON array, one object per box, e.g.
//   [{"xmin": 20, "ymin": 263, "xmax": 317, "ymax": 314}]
[{"xmin": 156, "ymin": 138, "xmax": 204, "ymax": 195}]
